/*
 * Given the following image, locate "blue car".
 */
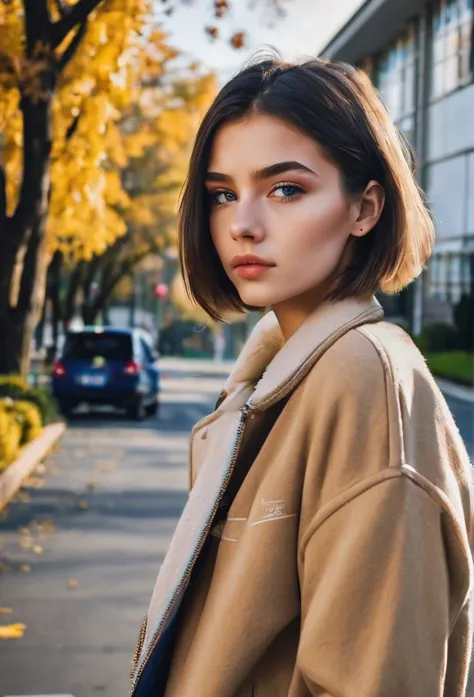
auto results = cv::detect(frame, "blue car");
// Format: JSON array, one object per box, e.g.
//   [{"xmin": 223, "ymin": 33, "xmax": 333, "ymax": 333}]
[{"xmin": 52, "ymin": 327, "xmax": 160, "ymax": 420}]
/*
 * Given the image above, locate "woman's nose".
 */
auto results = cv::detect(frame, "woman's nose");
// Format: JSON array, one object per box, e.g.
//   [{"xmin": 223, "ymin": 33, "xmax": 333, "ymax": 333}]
[{"xmin": 229, "ymin": 204, "xmax": 265, "ymax": 242}]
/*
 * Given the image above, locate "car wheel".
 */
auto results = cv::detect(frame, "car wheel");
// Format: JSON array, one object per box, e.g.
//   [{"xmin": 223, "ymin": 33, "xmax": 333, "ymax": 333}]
[
  {"xmin": 146, "ymin": 399, "xmax": 159, "ymax": 417},
  {"xmin": 58, "ymin": 403, "xmax": 74, "ymax": 419},
  {"xmin": 127, "ymin": 399, "xmax": 145, "ymax": 421}
]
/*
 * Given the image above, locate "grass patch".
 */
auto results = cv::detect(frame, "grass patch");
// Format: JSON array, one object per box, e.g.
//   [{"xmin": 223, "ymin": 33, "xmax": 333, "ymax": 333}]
[{"xmin": 425, "ymin": 352, "xmax": 474, "ymax": 387}]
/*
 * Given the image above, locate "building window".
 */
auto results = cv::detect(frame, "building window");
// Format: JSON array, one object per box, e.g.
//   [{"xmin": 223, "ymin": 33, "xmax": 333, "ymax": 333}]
[
  {"xmin": 468, "ymin": 152, "xmax": 474, "ymax": 232},
  {"xmin": 426, "ymin": 154, "xmax": 468, "ymax": 239},
  {"xmin": 428, "ymin": 248, "xmax": 474, "ymax": 303},
  {"xmin": 430, "ymin": 0, "xmax": 474, "ymax": 99},
  {"xmin": 375, "ymin": 23, "xmax": 417, "ymax": 143}
]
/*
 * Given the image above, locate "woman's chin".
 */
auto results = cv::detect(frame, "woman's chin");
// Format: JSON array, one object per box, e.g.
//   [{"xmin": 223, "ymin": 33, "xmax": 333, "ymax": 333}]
[{"xmin": 237, "ymin": 286, "xmax": 287, "ymax": 309}]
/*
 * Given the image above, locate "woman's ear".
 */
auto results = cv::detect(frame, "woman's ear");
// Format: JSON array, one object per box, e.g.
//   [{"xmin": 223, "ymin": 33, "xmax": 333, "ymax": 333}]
[{"xmin": 351, "ymin": 180, "xmax": 385, "ymax": 238}]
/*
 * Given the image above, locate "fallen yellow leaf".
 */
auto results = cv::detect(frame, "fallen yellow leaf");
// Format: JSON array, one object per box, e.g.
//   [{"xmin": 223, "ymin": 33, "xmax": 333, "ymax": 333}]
[
  {"xmin": 23, "ymin": 475, "xmax": 44, "ymax": 488},
  {"xmin": 0, "ymin": 623, "xmax": 27, "ymax": 639},
  {"xmin": 19, "ymin": 564, "xmax": 31, "ymax": 573},
  {"xmin": 78, "ymin": 500, "xmax": 88, "ymax": 510},
  {"xmin": 32, "ymin": 545, "xmax": 43, "ymax": 554},
  {"xmin": 0, "ymin": 608, "xmax": 13, "ymax": 614},
  {"xmin": 67, "ymin": 579, "xmax": 79, "ymax": 589},
  {"xmin": 40, "ymin": 519, "xmax": 55, "ymax": 533}
]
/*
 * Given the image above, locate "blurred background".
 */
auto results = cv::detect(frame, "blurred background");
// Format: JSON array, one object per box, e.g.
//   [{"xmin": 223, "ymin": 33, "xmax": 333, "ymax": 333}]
[
  {"xmin": 0, "ymin": 1, "xmax": 473, "ymax": 696},
  {"xmin": 1, "ymin": 0, "xmax": 473, "ymax": 372}
]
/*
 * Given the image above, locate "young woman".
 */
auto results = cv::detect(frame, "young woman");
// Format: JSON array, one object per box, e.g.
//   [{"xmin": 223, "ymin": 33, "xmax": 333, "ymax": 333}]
[{"xmin": 130, "ymin": 56, "xmax": 473, "ymax": 697}]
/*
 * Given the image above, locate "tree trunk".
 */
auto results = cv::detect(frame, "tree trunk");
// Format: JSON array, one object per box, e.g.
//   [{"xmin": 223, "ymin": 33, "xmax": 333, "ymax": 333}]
[
  {"xmin": 0, "ymin": 221, "xmax": 23, "ymax": 374},
  {"xmin": 0, "ymin": 0, "xmax": 104, "ymax": 376},
  {"xmin": 35, "ymin": 291, "xmax": 47, "ymax": 352},
  {"xmin": 82, "ymin": 304, "xmax": 98, "ymax": 325},
  {"xmin": 0, "ymin": 230, "xmax": 49, "ymax": 376},
  {"xmin": 0, "ymin": 116, "xmax": 52, "ymax": 375},
  {"xmin": 0, "ymin": 1, "xmax": 55, "ymax": 377},
  {"xmin": 49, "ymin": 250, "xmax": 63, "ymax": 358},
  {"xmin": 63, "ymin": 260, "xmax": 86, "ymax": 329}
]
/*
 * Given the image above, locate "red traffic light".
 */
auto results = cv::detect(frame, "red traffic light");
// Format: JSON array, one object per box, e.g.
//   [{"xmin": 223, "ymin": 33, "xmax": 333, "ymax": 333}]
[{"xmin": 154, "ymin": 283, "xmax": 168, "ymax": 299}]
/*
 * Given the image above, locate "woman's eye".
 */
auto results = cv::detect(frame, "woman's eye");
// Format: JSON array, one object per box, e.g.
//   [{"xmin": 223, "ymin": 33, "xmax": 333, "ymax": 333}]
[
  {"xmin": 211, "ymin": 190, "xmax": 236, "ymax": 205},
  {"xmin": 271, "ymin": 184, "xmax": 303, "ymax": 200}
]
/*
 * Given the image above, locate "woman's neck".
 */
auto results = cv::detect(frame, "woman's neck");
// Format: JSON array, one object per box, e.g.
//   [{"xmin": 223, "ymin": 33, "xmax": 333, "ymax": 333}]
[{"xmin": 272, "ymin": 285, "xmax": 330, "ymax": 342}]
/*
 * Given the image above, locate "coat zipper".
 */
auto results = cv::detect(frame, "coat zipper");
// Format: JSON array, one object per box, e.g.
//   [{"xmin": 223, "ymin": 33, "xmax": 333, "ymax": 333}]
[
  {"xmin": 130, "ymin": 617, "xmax": 148, "ymax": 680},
  {"xmin": 130, "ymin": 401, "xmax": 252, "ymax": 695}
]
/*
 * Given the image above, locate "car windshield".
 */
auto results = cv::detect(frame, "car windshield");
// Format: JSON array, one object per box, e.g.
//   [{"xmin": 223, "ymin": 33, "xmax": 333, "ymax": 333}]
[{"xmin": 63, "ymin": 332, "xmax": 132, "ymax": 361}]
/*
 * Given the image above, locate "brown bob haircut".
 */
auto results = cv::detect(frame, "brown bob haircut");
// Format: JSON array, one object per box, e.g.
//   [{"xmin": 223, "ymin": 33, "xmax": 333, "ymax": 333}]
[{"xmin": 178, "ymin": 55, "xmax": 435, "ymax": 321}]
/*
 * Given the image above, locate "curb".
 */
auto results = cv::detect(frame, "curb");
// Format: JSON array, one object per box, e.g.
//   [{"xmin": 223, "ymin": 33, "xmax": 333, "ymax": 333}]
[
  {"xmin": 436, "ymin": 378, "xmax": 474, "ymax": 404},
  {"xmin": 0, "ymin": 422, "xmax": 66, "ymax": 511}
]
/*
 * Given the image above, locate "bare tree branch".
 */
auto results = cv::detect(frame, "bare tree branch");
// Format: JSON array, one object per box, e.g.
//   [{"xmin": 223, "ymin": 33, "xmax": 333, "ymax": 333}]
[
  {"xmin": 24, "ymin": 0, "xmax": 50, "ymax": 57},
  {"xmin": 50, "ymin": 0, "xmax": 104, "ymax": 49},
  {"xmin": 65, "ymin": 114, "xmax": 81, "ymax": 141},
  {"xmin": 63, "ymin": 259, "xmax": 86, "ymax": 325},
  {"xmin": 52, "ymin": 0, "xmax": 72, "ymax": 18},
  {"xmin": 57, "ymin": 19, "xmax": 87, "ymax": 72},
  {"xmin": 0, "ymin": 52, "xmax": 15, "ymax": 76},
  {"xmin": 92, "ymin": 250, "xmax": 149, "ymax": 316}
]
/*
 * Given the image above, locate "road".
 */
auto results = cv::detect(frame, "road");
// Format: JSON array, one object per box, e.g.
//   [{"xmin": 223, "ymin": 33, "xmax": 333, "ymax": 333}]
[{"xmin": 0, "ymin": 359, "xmax": 472, "ymax": 697}]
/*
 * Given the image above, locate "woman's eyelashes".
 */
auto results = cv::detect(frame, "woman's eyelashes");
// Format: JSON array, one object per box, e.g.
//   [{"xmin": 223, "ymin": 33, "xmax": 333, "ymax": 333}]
[
  {"xmin": 209, "ymin": 182, "xmax": 305, "ymax": 206},
  {"xmin": 211, "ymin": 190, "xmax": 237, "ymax": 205},
  {"xmin": 270, "ymin": 183, "xmax": 304, "ymax": 201}
]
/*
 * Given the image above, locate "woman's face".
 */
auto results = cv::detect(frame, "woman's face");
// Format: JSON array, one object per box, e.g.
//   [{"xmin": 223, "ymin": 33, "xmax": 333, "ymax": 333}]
[{"xmin": 206, "ymin": 113, "xmax": 379, "ymax": 323}]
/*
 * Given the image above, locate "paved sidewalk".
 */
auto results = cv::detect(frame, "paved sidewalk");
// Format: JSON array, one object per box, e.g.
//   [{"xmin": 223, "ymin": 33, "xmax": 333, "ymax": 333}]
[
  {"xmin": 0, "ymin": 366, "xmax": 223, "ymax": 697},
  {"xmin": 436, "ymin": 377, "xmax": 474, "ymax": 404}
]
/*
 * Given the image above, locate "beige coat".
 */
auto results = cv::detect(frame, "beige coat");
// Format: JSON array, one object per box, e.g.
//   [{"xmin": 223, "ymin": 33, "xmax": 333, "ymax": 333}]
[{"xmin": 130, "ymin": 295, "xmax": 473, "ymax": 697}]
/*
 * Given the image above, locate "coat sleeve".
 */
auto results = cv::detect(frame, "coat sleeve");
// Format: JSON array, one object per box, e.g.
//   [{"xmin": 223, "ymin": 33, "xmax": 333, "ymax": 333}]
[{"xmin": 296, "ymin": 472, "xmax": 471, "ymax": 697}]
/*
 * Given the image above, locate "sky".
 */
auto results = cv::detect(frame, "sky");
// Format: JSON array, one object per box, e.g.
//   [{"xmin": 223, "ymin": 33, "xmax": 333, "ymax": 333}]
[{"xmin": 161, "ymin": 0, "xmax": 365, "ymax": 81}]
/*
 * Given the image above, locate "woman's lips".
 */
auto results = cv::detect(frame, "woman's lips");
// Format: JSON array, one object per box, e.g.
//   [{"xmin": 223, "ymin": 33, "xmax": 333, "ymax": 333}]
[
  {"xmin": 234, "ymin": 264, "xmax": 273, "ymax": 279},
  {"xmin": 231, "ymin": 254, "xmax": 275, "ymax": 280}
]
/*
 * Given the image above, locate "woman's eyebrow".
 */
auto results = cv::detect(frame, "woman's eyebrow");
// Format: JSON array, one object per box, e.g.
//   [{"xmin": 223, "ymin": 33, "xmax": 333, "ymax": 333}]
[{"xmin": 205, "ymin": 160, "xmax": 317, "ymax": 183}]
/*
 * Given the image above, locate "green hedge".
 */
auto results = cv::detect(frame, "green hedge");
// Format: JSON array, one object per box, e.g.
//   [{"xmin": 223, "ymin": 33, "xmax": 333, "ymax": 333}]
[
  {"xmin": 411, "ymin": 322, "xmax": 460, "ymax": 353},
  {"xmin": 11, "ymin": 400, "xmax": 43, "ymax": 444},
  {"xmin": 425, "ymin": 352, "xmax": 474, "ymax": 387},
  {"xmin": 0, "ymin": 403, "xmax": 23, "ymax": 471},
  {"xmin": 409, "ymin": 320, "xmax": 474, "ymax": 386},
  {"xmin": 0, "ymin": 398, "xmax": 44, "ymax": 471},
  {"xmin": 0, "ymin": 375, "xmax": 57, "ymax": 425}
]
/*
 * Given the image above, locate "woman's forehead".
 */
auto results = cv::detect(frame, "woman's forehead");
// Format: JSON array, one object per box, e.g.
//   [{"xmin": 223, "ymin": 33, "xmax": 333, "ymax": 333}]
[{"xmin": 208, "ymin": 114, "xmax": 327, "ymax": 172}]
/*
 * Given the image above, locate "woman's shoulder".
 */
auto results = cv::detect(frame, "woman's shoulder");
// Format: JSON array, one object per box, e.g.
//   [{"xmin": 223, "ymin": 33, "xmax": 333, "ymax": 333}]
[
  {"xmin": 308, "ymin": 319, "xmax": 435, "ymax": 398},
  {"xmin": 297, "ymin": 319, "xmax": 450, "ymax": 463},
  {"xmin": 299, "ymin": 320, "xmax": 472, "ymax": 524}
]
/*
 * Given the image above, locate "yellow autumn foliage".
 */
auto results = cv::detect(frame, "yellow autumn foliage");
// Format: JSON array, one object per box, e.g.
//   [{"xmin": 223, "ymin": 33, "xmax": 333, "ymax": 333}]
[
  {"xmin": 0, "ymin": 1, "xmax": 214, "ymax": 265},
  {"xmin": 0, "ymin": 623, "xmax": 27, "ymax": 640}
]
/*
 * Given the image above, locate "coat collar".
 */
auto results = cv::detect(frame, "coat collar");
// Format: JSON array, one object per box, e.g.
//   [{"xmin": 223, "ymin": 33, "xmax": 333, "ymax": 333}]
[{"xmin": 224, "ymin": 295, "xmax": 384, "ymax": 409}]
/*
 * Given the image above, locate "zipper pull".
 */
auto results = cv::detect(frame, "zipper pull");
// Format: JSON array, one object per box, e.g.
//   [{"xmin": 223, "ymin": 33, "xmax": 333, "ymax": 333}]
[{"xmin": 241, "ymin": 403, "xmax": 251, "ymax": 421}]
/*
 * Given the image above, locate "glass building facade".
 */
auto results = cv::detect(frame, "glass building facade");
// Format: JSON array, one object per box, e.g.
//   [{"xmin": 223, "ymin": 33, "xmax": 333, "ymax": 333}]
[
  {"xmin": 376, "ymin": 23, "xmax": 418, "ymax": 146},
  {"xmin": 342, "ymin": 0, "xmax": 474, "ymax": 330},
  {"xmin": 424, "ymin": 0, "xmax": 474, "ymax": 325}
]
